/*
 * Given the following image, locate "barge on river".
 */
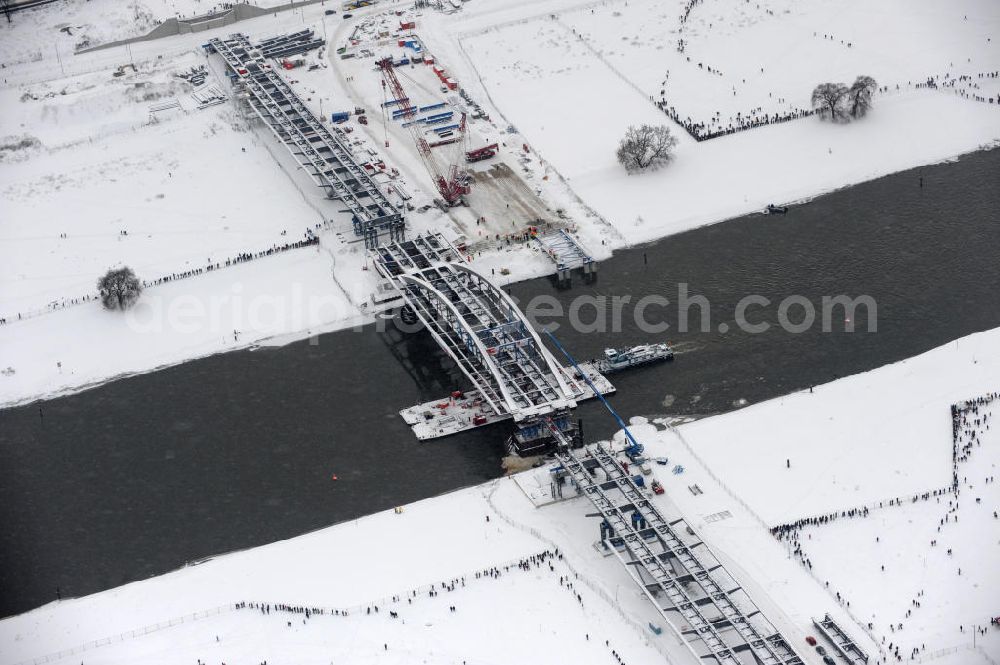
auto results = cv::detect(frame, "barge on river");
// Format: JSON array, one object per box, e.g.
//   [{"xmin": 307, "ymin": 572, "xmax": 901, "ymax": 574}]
[{"xmin": 400, "ymin": 361, "xmax": 614, "ymax": 441}]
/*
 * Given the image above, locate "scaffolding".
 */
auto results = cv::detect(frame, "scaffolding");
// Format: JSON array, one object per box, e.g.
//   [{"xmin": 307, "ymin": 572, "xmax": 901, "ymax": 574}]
[
  {"xmin": 209, "ymin": 34, "xmax": 403, "ymax": 246},
  {"xmin": 556, "ymin": 443, "xmax": 804, "ymax": 665}
]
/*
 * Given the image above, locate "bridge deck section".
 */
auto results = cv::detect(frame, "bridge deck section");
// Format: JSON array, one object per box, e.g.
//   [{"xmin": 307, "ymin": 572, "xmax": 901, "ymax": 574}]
[
  {"xmin": 557, "ymin": 444, "xmax": 804, "ymax": 665},
  {"xmin": 534, "ymin": 229, "xmax": 594, "ymax": 272},
  {"xmin": 209, "ymin": 34, "xmax": 402, "ymax": 237}
]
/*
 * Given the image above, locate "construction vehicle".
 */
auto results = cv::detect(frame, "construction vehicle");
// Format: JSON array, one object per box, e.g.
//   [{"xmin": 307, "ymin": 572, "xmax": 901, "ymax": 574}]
[
  {"xmin": 377, "ymin": 57, "xmax": 470, "ymax": 206},
  {"xmin": 465, "ymin": 143, "xmax": 498, "ymax": 163}
]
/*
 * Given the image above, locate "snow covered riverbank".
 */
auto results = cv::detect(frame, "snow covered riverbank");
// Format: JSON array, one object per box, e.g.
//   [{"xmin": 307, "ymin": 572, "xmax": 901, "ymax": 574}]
[
  {"xmin": 2, "ymin": 0, "xmax": 999, "ymax": 406},
  {"xmin": 1, "ymin": 327, "xmax": 997, "ymax": 665},
  {"xmin": 451, "ymin": 0, "xmax": 1000, "ymax": 244}
]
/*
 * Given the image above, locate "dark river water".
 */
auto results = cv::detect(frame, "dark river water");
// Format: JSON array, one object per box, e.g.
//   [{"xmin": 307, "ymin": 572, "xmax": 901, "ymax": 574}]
[{"xmin": 1, "ymin": 148, "xmax": 999, "ymax": 618}]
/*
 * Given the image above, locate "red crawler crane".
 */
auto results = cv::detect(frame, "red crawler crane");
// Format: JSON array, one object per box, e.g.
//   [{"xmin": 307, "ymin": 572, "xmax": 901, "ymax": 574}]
[{"xmin": 377, "ymin": 57, "xmax": 469, "ymax": 206}]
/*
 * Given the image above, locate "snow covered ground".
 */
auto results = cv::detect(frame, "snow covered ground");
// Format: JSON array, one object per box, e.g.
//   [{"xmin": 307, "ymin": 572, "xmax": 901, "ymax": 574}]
[
  {"xmin": 0, "ymin": 36, "xmax": 369, "ymax": 406},
  {"xmin": 680, "ymin": 330, "xmax": 1000, "ymax": 525},
  {"xmin": 561, "ymin": 0, "xmax": 1000, "ymax": 134},
  {"xmin": 0, "ymin": 51, "xmax": 324, "ymax": 317},
  {"xmin": 1, "ymin": 1, "xmax": 998, "ymax": 662},
  {"xmin": 454, "ymin": 0, "xmax": 1000, "ymax": 244},
  {"xmin": 0, "ymin": 0, "xmax": 316, "ymax": 65},
  {"xmin": 2, "ymin": 327, "xmax": 997, "ymax": 665},
  {"xmin": 2, "ymin": 0, "xmax": 998, "ymax": 405},
  {"xmin": 0, "ymin": 247, "xmax": 364, "ymax": 404},
  {"xmin": 0, "ymin": 1, "xmax": 605, "ymax": 406},
  {"xmin": 673, "ymin": 327, "xmax": 1000, "ymax": 663}
]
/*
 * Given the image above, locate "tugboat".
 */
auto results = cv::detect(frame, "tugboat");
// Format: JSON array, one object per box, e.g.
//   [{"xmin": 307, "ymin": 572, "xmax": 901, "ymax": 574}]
[
  {"xmin": 592, "ymin": 343, "xmax": 673, "ymax": 374},
  {"xmin": 764, "ymin": 203, "xmax": 789, "ymax": 215}
]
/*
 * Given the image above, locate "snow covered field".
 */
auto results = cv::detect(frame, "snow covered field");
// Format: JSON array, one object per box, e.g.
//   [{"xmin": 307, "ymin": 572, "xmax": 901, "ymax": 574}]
[
  {"xmin": 0, "ymin": 247, "xmax": 364, "ymax": 404},
  {"xmin": 0, "ymin": 51, "xmax": 324, "ymax": 317},
  {"xmin": 2, "ymin": 327, "xmax": 997, "ymax": 665},
  {"xmin": 680, "ymin": 330, "xmax": 1000, "ymax": 525},
  {"xmin": 561, "ymin": 0, "xmax": 1000, "ymax": 134},
  {"xmin": 0, "ymin": 2, "xmax": 998, "ymax": 663},
  {"xmin": 456, "ymin": 0, "xmax": 1000, "ymax": 243},
  {"xmin": 0, "ymin": 0, "xmax": 316, "ymax": 65},
  {"xmin": 674, "ymin": 328, "xmax": 1000, "ymax": 663},
  {"xmin": 2, "ymin": 0, "xmax": 998, "ymax": 405}
]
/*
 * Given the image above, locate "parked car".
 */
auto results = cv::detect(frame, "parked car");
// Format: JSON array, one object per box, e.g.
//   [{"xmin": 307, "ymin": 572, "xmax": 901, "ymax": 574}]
[
  {"xmin": 343, "ymin": 13, "xmax": 353, "ymax": 18},
  {"xmin": 822, "ymin": 657, "xmax": 835, "ymax": 665},
  {"xmin": 815, "ymin": 645, "xmax": 827, "ymax": 656},
  {"xmin": 325, "ymin": 9, "xmax": 336, "ymax": 15},
  {"xmin": 805, "ymin": 636, "xmax": 817, "ymax": 646}
]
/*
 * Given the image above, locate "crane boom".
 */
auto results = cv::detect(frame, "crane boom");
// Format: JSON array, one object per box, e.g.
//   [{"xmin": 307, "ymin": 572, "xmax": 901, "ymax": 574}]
[{"xmin": 377, "ymin": 57, "xmax": 468, "ymax": 206}]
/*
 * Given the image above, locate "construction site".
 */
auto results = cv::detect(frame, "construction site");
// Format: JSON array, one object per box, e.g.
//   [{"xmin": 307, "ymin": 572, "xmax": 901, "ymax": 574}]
[
  {"xmin": 1, "ymin": 1, "xmax": 998, "ymax": 664},
  {"xmin": 203, "ymin": 17, "xmax": 606, "ymax": 454}
]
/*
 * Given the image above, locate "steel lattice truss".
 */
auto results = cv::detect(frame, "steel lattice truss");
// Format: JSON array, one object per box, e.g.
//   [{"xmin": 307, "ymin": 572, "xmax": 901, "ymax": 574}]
[
  {"xmin": 373, "ymin": 235, "xmax": 580, "ymax": 420},
  {"xmin": 557, "ymin": 444, "xmax": 805, "ymax": 665},
  {"xmin": 210, "ymin": 34, "xmax": 402, "ymax": 237}
]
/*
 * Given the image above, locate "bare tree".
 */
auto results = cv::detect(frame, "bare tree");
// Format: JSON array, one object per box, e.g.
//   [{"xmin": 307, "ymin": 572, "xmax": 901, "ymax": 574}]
[
  {"xmin": 616, "ymin": 124, "xmax": 678, "ymax": 172},
  {"xmin": 848, "ymin": 75, "xmax": 877, "ymax": 119},
  {"xmin": 98, "ymin": 267, "xmax": 143, "ymax": 311},
  {"xmin": 811, "ymin": 82, "xmax": 849, "ymax": 121}
]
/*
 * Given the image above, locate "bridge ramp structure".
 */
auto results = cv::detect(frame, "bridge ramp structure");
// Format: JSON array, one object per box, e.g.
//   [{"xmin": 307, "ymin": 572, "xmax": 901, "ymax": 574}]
[
  {"xmin": 372, "ymin": 234, "xmax": 584, "ymax": 423},
  {"xmin": 556, "ymin": 443, "xmax": 805, "ymax": 665},
  {"xmin": 208, "ymin": 33, "xmax": 403, "ymax": 246},
  {"xmin": 534, "ymin": 229, "xmax": 594, "ymax": 271},
  {"xmin": 812, "ymin": 614, "xmax": 868, "ymax": 664}
]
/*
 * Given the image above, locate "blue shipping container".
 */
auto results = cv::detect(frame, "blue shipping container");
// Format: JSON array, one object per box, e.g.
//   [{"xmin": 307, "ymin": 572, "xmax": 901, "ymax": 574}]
[{"xmin": 424, "ymin": 116, "xmax": 453, "ymax": 126}]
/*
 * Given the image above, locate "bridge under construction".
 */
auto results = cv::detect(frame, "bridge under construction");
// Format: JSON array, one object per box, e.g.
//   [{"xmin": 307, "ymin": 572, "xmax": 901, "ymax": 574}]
[
  {"xmin": 207, "ymin": 28, "xmax": 819, "ymax": 665},
  {"xmin": 371, "ymin": 233, "xmax": 601, "ymax": 453},
  {"xmin": 207, "ymin": 33, "xmax": 404, "ymax": 247},
  {"xmin": 556, "ymin": 443, "xmax": 805, "ymax": 665}
]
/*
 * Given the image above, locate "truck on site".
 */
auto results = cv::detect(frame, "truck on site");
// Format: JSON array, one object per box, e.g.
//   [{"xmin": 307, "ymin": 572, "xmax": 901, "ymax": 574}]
[{"xmin": 466, "ymin": 143, "xmax": 499, "ymax": 163}]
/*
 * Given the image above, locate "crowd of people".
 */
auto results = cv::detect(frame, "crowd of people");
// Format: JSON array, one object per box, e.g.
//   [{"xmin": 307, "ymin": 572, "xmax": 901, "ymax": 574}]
[
  {"xmin": 675, "ymin": 0, "xmax": 704, "ymax": 52},
  {"xmin": 916, "ymin": 70, "xmax": 1000, "ymax": 105},
  {"xmin": 649, "ymin": 3, "xmax": 996, "ymax": 146},
  {"xmin": 0, "ymin": 233, "xmax": 319, "ymax": 326},
  {"xmin": 226, "ymin": 547, "xmax": 646, "ymax": 663},
  {"xmin": 769, "ymin": 393, "xmax": 998, "ymax": 663},
  {"xmin": 144, "ymin": 234, "xmax": 319, "ymax": 289},
  {"xmin": 657, "ymin": 99, "xmax": 816, "ymax": 141},
  {"xmin": 232, "ymin": 549, "xmax": 564, "ymax": 624}
]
